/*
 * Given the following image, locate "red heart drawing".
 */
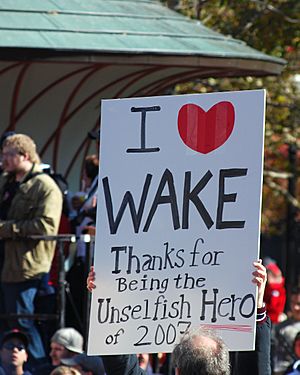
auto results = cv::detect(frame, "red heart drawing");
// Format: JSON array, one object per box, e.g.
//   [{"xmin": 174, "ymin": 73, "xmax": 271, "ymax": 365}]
[{"xmin": 177, "ymin": 101, "xmax": 235, "ymax": 154}]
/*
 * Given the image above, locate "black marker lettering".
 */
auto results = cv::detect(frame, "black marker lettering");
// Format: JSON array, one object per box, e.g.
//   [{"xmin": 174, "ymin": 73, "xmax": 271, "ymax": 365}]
[{"xmin": 127, "ymin": 106, "xmax": 161, "ymax": 153}]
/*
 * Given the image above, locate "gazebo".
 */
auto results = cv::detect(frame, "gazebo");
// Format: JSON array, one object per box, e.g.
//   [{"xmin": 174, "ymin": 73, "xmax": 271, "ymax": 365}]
[{"xmin": 0, "ymin": 0, "xmax": 285, "ymax": 189}]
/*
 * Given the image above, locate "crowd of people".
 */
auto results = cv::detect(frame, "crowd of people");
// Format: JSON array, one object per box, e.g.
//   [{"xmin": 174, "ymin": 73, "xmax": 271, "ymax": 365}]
[
  {"xmin": 0, "ymin": 131, "xmax": 100, "ymax": 374},
  {"xmin": 0, "ymin": 130, "xmax": 299, "ymax": 375}
]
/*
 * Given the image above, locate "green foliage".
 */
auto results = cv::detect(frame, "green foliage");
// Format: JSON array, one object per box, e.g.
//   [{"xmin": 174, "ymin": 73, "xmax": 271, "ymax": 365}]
[{"xmin": 162, "ymin": 0, "xmax": 300, "ymax": 234}]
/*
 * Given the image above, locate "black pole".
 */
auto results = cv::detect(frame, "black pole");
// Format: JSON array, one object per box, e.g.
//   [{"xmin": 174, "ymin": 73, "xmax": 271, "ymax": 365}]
[
  {"xmin": 285, "ymin": 142, "xmax": 298, "ymax": 292},
  {"xmin": 164, "ymin": 353, "xmax": 173, "ymax": 375},
  {"xmin": 57, "ymin": 240, "xmax": 66, "ymax": 328}
]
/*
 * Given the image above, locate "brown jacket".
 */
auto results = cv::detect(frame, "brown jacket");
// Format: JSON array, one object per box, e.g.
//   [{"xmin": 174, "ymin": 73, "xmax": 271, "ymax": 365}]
[{"xmin": 0, "ymin": 164, "xmax": 63, "ymax": 282}]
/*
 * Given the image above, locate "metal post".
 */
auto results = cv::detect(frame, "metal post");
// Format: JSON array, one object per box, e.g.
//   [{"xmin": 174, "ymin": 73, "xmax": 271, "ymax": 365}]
[
  {"xmin": 57, "ymin": 239, "xmax": 66, "ymax": 328},
  {"xmin": 286, "ymin": 141, "xmax": 298, "ymax": 291},
  {"xmin": 164, "ymin": 353, "xmax": 173, "ymax": 375}
]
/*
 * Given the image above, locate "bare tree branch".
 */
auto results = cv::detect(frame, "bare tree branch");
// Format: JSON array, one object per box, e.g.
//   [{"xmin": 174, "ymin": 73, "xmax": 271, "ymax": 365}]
[
  {"xmin": 265, "ymin": 178, "xmax": 300, "ymax": 209},
  {"xmin": 264, "ymin": 170, "xmax": 292, "ymax": 179},
  {"xmin": 250, "ymin": 0, "xmax": 300, "ymax": 24}
]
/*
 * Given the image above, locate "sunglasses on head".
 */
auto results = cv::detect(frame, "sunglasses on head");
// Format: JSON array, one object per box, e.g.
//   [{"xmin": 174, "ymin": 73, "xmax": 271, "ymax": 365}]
[{"xmin": 3, "ymin": 343, "xmax": 26, "ymax": 351}]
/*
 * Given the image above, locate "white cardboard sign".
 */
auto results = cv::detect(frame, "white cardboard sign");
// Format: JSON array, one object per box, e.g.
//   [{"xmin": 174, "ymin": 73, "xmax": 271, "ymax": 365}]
[{"xmin": 88, "ymin": 89, "xmax": 266, "ymax": 355}]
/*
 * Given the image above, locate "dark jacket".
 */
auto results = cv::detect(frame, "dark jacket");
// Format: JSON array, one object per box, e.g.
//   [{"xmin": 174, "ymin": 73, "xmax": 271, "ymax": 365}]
[
  {"xmin": 0, "ymin": 366, "xmax": 32, "ymax": 375},
  {"xmin": 231, "ymin": 315, "xmax": 272, "ymax": 375}
]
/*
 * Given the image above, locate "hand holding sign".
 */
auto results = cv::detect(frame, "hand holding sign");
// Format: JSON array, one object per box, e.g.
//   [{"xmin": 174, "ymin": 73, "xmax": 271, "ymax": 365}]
[{"xmin": 87, "ymin": 266, "xmax": 96, "ymax": 293}]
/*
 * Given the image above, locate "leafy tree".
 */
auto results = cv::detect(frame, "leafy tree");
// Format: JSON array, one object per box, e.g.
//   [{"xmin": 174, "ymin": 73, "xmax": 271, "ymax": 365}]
[{"xmin": 162, "ymin": 0, "xmax": 300, "ymax": 234}]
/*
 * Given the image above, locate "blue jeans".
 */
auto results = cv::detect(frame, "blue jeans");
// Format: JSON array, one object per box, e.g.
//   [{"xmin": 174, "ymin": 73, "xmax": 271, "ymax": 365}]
[{"xmin": 2, "ymin": 279, "xmax": 46, "ymax": 360}]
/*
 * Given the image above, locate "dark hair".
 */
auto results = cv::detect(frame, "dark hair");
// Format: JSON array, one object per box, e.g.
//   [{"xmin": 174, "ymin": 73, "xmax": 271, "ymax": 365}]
[
  {"xmin": 84, "ymin": 155, "xmax": 99, "ymax": 180},
  {"xmin": 291, "ymin": 287, "xmax": 300, "ymax": 297},
  {"xmin": 172, "ymin": 327, "xmax": 230, "ymax": 375},
  {"xmin": 0, "ymin": 131, "xmax": 15, "ymax": 150},
  {"xmin": 1, "ymin": 329, "xmax": 29, "ymax": 349}
]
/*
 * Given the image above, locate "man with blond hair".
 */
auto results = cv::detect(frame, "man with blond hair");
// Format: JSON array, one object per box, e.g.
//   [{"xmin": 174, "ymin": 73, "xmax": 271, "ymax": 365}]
[{"xmin": 0, "ymin": 134, "xmax": 62, "ymax": 364}]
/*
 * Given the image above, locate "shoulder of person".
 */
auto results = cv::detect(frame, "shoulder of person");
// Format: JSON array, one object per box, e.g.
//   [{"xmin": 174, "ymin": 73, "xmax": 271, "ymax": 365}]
[
  {"xmin": 276, "ymin": 319, "xmax": 300, "ymax": 338},
  {"xmin": 276, "ymin": 318, "xmax": 295, "ymax": 330},
  {"xmin": 30, "ymin": 361, "xmax": 54, "ymax": 375},
  {"xmin": 30, "ymin": 166, "xmax": 63, "ymax": 193}
]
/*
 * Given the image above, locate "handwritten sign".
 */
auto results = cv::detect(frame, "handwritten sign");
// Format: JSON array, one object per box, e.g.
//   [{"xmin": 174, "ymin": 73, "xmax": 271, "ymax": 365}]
[{"xmin": 87, "ymin": 90, "xmax": 266, "ymax": 354}]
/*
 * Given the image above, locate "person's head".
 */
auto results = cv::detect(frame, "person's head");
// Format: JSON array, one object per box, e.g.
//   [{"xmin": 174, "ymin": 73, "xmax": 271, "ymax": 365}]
[
  {"xmin": 1, "ymin": 133, "xmax": 40, "ymax": 175},
  {"xmin": 88, "ymin": 128, "xmax": 100, "ymax": 150},
  {"xmin": 0, "ymin": 131, "xmax": 15, "ymax": 151},
  {"xmin": 61, "ymin": 353, "xmax": 105, "ymax": 375},
  {"xmin": 50, "ymin": 366, "xmax": 81, "ymax": 375},
  {"xmin": 265, "ymin": 260, "xmax": 283, "ymax": 284},
  {"xmin": 71, "ymin": 192, "xmax": 86, "ymax": 211},
  {"xmin": 0, "ymin": 329, "xmax": 29, "ymax": 372},
  {"xmin": 294, "ymin": 332, "xmax": 300, "ymax": 358},
  {"xmin": 289, "ymin": 287, "xmax": 300, "ymax": 321},
  {"xmin": 172, "ymin": 327, "xmax": 230, "ymax": 375},
  {"xmin": 50, "ymin": 328, "xmax": 84, "ymax": 366},
  {"xmin": 83, "ymin": 155, "xmax": 99, "ymax": 186}
]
